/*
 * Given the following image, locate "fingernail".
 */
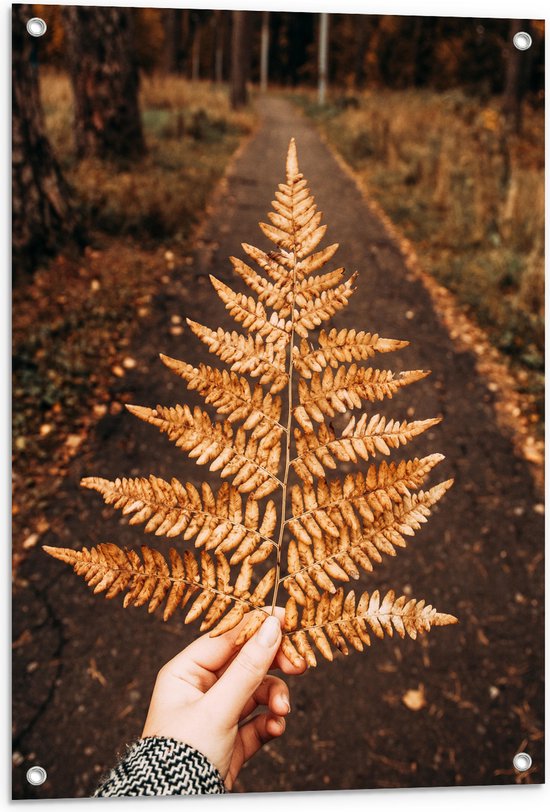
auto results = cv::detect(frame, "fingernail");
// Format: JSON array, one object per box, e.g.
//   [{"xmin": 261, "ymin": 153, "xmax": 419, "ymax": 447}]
[
  {"xmin": 281, "ymin": 697, "xmax": 291, "ymax": 713},
  {"xmin": 257, "ymin": 615, "xmax": 281, "ymax": 647}
]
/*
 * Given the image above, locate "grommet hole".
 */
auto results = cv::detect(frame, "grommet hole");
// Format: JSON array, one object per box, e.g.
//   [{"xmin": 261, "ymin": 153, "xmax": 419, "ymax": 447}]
[
  {"xmin": 26, "ymin": 17, "xmax": 47, "ymax": 38},
  {"xmin": 26, "ymin": 766, "xmax": 47, "ymax": 786},
  {"xmin": 513, "ymin": 752, "xmax": 532, "ymax": 772}
]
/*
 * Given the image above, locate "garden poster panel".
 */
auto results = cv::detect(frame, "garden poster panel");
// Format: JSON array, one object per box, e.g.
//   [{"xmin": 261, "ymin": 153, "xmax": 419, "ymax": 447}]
[{"xmin": 12, "ymin": 2, "xmax": 544, "ymax": 800}]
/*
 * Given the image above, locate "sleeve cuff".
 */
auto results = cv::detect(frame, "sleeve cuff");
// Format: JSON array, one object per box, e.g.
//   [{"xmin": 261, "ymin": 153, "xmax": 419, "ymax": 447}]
[{"xmin": 94, "ymin": 737, "xmax": 227, "ymax": 797}]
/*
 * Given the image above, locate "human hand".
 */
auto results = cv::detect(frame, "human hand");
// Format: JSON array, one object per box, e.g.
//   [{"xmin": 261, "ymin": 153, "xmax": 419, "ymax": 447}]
[{"xmin": 142, "ymin": 609, "xmax": 307, "ymax": 790}]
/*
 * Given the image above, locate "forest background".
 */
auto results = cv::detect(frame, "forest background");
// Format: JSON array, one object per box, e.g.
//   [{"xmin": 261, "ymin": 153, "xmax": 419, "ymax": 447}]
[{"xmin": 13, "ymin": 5, "xmax": 544, "ymax": 560}]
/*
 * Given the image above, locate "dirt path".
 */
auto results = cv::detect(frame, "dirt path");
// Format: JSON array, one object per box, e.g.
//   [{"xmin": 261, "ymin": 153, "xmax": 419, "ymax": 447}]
[{"xmin": 13, "ymin": 96, "xmax": 544, "ymax": 799}]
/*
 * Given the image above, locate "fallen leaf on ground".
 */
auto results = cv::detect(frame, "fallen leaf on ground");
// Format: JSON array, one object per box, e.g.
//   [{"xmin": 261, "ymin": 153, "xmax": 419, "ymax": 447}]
[
  {"xmin": 65, "ymin": 434, "xmax": 83, "ymax": 450},
  {"xmin": 402, "ymin": 685, "xmax": 426, "ymax": 711},
  {"xmin": 23, "ymin": 533, "xmax": 39, "ymax": 549}
]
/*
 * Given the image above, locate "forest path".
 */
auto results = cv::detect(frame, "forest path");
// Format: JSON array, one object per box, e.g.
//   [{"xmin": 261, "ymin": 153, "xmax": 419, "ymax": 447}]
[{"xmin": 13, "ymin": 96, "xmax": 544, "ymax": 799}]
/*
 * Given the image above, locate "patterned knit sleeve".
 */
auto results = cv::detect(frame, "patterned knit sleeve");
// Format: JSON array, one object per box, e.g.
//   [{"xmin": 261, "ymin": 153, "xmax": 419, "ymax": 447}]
[{"xmin": 93, "ymin": 737, "xmax": 227, "ymax": 797}]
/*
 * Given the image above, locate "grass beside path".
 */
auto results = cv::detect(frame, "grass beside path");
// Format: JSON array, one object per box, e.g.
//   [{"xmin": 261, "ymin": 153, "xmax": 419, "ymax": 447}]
[
  {"xmin": 294, "ymin": 89, "xmax": 544, "ymax": 422},
  {"xmin": 43, "ymin": 73, "xmax": 256, "ymax": 245},
  {"xmin": 12, "ymin": 74, "xmax": 255, "ymax": 561}
]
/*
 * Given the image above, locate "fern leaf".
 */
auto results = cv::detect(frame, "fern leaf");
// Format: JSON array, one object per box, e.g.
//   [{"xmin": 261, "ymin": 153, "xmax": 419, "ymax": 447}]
[
  {"xmin": 209, "ymin": 275, "xmax": 291, "ymax": 341},
  {"xmin": 281, "ymin": 588, "xmax": 458, "ymax": 667},
  {"xmin": 244, "ymin": 239, "xmax": 339, "ymax": 282},
  {"xmin": 159, "ymin": 357, "xmax": 282, "ymax": 437},
  {"xmin": 295, "ymin": 267, "xmax": 345, "ymax": 296},
  {"xmin": 295, "ymin": 243, "xmax": 340, "ymax": 279},
  {"xmin": 185, "ymin": 319, "xmax": 288, "ymax": 393},
  {"xmin": 292, "ymin": 414, "xmax": 442, "ymax": 481},
  {"xmin": 294, "ymin": 328, "xmax": 409, "ymax": 378},
  {"xmin": 44, "ymin": 136, "xmax": 457, "ymax": 672},
  {"xmin": 81, "ymin": 476, "xmax": 277, "ymax": 565},
  {"xmin": 287, "ymin": 455, "xmax": 445, "ymax": 546},
  {"xmin": 283, "ymin": 479, "xmax": 454, "ymax": 603},
  {"xmin": 230, "ymin": 259, "xmax": 351, "ymax": 321},
  {"xmin": 240, "ymin": 243, "xmax": 292, "ymax": 284},
  {"xmin": 126, "ymin": 403, "xmax": 282, "ymax": 498},
  {"xmin": 230, "ymin": 256, "xmax": 297, "ymax": 317},
  {"xmin": 293, "ymin": 275, "xmax": 358, "ymax": 338},
  {"xmin": 43, "ymin": 543, "xmax": 274, "ymax": 629},
  {"xmin": 294, "ymin": 366, "xmax": 429, "ymax": 430}
]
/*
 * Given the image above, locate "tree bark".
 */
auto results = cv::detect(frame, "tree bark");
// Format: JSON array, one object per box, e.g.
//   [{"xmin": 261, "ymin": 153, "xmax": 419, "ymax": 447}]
[
  {"xmin": 162, "ymin": 9, "xmax": 184, "ymax": 74},
  {"xmin": 318, "ymin": 13, "xmax": 329, "ymax": 105},
  {"xmin": 12, "ymin": 4, "xmax": 83, "ymax": 281},
  {"xmin": 502, "ymin": 19, "xmax": 531, "ymax": 134},
  {"xmin": 192, "ymin": 19, "xmax": 201, "ymax": 81},
  {"xmin": 260, "ymin": 11, "xmax": 269, "ymax": 93},
  {"xmin": 63, "ymin": 6, "xmax": 146, "ymax": 161},
  {"xmin": 213, "ymin": 11, "xmax": 225, "ymax": 84},
  {"xmin": 354, "ymin": 16, "xmax": 368, "ymax": 89},
  {"xmin": 230, "ymin": 11, "xmax": 251, "ymax": 109}
]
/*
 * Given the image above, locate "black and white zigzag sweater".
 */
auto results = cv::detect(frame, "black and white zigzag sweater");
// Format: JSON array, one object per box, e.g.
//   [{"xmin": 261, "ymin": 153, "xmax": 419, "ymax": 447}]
[{"xmin": 94, "ymin": 737, "xmax": 227, "ymax": 797}]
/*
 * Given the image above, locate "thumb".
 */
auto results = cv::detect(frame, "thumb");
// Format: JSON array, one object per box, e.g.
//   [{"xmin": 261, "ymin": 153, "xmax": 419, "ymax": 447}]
[{"xmin": 205, "ymin": 615, "xmax": 282, "ymax": 726}]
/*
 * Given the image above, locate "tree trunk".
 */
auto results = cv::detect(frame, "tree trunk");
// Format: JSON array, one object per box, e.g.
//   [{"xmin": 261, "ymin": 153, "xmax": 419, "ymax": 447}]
[
  {"xmin": 162, "ymin": 9, "xmax": 184, "ymax": 74},
  {"xmin": 12, "ymin": 4, "xmax": 83, "ymax": 281},
  {"xmin": 502, "ymin": 19, "xmax": 531, "ymax": 134},
  {"xmin": 230, "ymin": 11, "xmax": 251, "ymax": 109},
  {"xmin": 63, "ymin": 6, "xmax": 146, "ymax": 161},
  {"xmin": 214, "ymin": 11, "xmax": 225, "ymax": 84},
  {"xmin": 318, "ymin": 13, "xmax": 329, "ymax": 105},
  {"xmin": 354, "ymin": 16, "xmax": 368, "ymax": 89},
  {"xmin": 192, "ymin": 21, "xmax": 201, "ymax": 81},
  {"xmin": 260, "ymin": 11, "xmax": 269, "ymax": 92}
]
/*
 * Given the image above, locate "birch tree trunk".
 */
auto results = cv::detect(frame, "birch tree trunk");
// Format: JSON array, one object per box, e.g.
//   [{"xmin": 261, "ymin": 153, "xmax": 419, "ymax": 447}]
[{"xmin": 318, "ymin": 13, "xmax": 329, "ymax": 105}]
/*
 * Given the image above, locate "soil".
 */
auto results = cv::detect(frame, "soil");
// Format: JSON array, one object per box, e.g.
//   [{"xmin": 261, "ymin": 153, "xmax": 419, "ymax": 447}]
[{"xmin": 12, "ymin": 96, "xmax": 544, "ymax": 799}]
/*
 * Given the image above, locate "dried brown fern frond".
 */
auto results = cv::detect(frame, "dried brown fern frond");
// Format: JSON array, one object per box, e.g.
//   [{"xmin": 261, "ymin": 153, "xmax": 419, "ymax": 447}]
[
  {"xmin": 281, "ymin": 589, "xmax": 457, "ymax": 667},
  {"xmin": 45, "ymin": 138, "xmax": 457, "ymax": 666}
]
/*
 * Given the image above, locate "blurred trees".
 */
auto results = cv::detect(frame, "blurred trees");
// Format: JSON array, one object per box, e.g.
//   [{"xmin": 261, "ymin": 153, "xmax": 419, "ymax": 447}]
[
  {"xmin": 14, "ymin": 4, "xmax": 544, "ymax": 279},
  {"xmin": 33, "ymin": 8, "xmax": 544, "ymax": 102},
  {"xmin": 318, "ymin": 13, "xmax": 329, "ymax": 104},
  {"xmin": 161, "ymin": 9, "xmax": 184, "ymax": 74},
  {"xmin": 260, "ymin": 11, "xmax": 270, "ymax": 92},
  {"xmin": 63, "ymin": 6, "xmax": 146, "ymax": 160},
  {"xmin": 230, "ymin": 11, "xmax": 252, "ymax": 109},
  {"xmin": 502, "ymin": 20, "xmax": 534, "ymax": 133},
  {"xmin": 12, "ymin": 4, "xmax": 82, "ymax": 281},
  {"xmin": 214, "ymin": 11, "xmax": 227, "ymax": 84}
]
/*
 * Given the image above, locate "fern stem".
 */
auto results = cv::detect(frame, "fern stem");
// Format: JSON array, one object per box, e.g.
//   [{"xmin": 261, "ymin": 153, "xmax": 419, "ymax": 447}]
[
  {"xmin": 271, "ymin": 241, "xmax": 299, "ymax": 610},
  {"xmin": 271, "ymin": 328, "xmax": 295, "ymax": 612}
]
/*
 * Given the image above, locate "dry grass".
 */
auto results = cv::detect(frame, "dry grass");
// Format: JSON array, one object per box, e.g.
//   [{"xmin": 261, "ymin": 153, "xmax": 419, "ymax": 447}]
[
  {"xmin": 39, "ymin": 71, "xmax": 256, "ymax": 243},
  {"xmin": 297, "ymin": 89, "xmax": 544, "ymax": 414}
]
